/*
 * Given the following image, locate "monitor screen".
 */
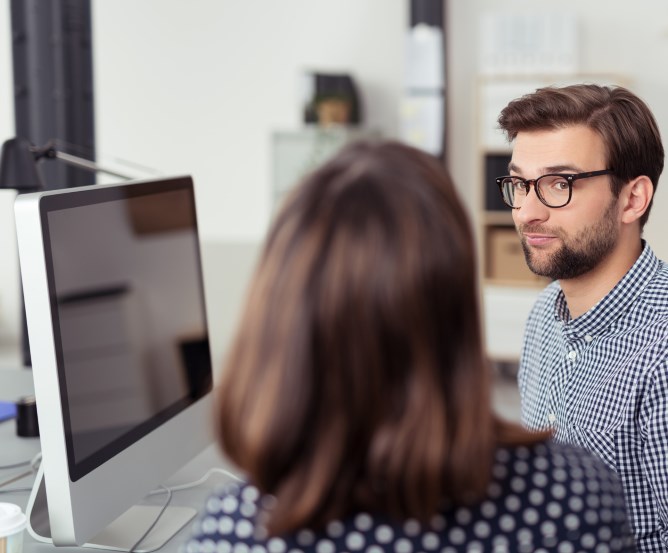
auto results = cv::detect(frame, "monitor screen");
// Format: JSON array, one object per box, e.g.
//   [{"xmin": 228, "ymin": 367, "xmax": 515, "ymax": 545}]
[
  {"xmin": 17, "ymin": 176, "xmax": 215, "ymax": 548},
  {"xmin": 40, "ymin": 180, "xmax": 212, "ymax": 481}
]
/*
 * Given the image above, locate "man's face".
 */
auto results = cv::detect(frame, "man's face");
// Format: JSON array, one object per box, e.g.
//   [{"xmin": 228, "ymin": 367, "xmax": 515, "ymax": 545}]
[{"xmin": 510, "ymin": 125, "xmax": 620, "ymax": 281}]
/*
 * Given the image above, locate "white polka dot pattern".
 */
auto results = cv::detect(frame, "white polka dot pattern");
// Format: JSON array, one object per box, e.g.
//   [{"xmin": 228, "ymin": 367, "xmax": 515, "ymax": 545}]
[
  {"xmin": 375, "ymin": 525, "xmax": 393, "ymax": 544},
  {"xmin": 188, "ymin": 441, "xmax": 634, "ymax": 552},
  {"xmin": 325, "ymin": 521, "xmax": 344, "ymax": 539},
  {"xmin": 267, "ymin": 538, "xmax": 286, "ymax": 553}
]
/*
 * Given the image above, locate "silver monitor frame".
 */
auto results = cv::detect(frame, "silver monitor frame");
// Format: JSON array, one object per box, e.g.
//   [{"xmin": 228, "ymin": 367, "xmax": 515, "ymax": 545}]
[{"xmin": 15, "ymin": 176, "xmax": 214, "ymax": 550}]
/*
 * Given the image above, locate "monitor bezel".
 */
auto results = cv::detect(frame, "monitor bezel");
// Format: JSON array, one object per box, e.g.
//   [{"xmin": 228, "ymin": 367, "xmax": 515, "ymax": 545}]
[{"xmin": 37, "ymin": 176, "xmax": 212, "ymax": 481}]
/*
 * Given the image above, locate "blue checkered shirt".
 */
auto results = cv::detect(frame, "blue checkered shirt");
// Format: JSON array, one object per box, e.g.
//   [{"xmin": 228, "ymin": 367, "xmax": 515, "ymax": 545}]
[{"xmin": 518, "ymin": 241, "xmax": 668, "ymax": 551}]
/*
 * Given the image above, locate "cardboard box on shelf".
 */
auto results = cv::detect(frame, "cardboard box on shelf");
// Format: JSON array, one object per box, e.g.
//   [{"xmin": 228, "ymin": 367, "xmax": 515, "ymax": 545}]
[{"xmin": 485, "ymin": 226, "xmax": 546, "ymax": 284}]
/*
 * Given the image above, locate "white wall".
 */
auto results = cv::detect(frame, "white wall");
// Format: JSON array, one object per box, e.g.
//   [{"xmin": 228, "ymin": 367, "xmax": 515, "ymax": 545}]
[
  {"xmin": 0, "ymin": 2, "xmax": 18, "ymax": 347},
  {"xmin": 0, "ymin": 0, "xmax": 407, "ymax": 351},
  {"xmin": 0, "ymin": 3, "xmax": 11, "ymax": 143},
  {"xmin": 3, "ymin": 1, "xmax": 668, "ymax": 352},
  {"xmin": 92, "ymin": 0, "xmax": 406, "ymax": 242}
]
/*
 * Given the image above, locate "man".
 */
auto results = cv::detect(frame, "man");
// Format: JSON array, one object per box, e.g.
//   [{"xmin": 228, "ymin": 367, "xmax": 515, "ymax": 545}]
[{"xmin": 497, "ymin": 84, "xmax": 668, "ymax": 551}]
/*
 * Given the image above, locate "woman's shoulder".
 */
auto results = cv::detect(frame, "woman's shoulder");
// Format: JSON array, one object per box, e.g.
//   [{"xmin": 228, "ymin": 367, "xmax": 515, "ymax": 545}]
[
  {"xmin": 184, "ymin": 441, "xmax": 634, "ymax": 552},
  {"xmin": 492, "ymin": 438, "xmax": 627, "ymax": 502},
  {"xmin": 495, "ymin": 439, "xmax": 621, "ymax": 483},
  {"xmin": 485, "ymin": 439, "xmax": 632, "ymax": 546}
]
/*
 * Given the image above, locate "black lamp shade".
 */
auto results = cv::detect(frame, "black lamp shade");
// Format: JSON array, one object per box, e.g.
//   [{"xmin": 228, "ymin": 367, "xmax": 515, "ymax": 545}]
[{"xmin": 0, "ymin": 137, "xmax": 44, "ymax": 193}]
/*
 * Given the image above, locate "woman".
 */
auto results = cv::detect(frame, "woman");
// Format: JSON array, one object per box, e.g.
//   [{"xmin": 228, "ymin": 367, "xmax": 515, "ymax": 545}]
[{"xmin": 188, "ymin": 141, "xmax": 634, "ymax": 552}]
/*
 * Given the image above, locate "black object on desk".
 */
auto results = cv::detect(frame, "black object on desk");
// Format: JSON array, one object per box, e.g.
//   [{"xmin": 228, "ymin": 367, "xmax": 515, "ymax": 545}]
[{"xmin": 16, "ymin": 395, "xmax": 39, "ymax": 437}]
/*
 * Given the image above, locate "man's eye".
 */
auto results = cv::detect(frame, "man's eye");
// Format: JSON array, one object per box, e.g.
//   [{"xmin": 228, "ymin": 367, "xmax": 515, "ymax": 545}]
[{"xmin": 541, "ymin": 177, "xmax": 570, "ymax": 192}]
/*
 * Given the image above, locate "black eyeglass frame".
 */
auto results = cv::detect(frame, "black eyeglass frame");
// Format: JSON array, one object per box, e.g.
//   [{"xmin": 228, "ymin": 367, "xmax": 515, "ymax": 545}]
[{"xmin": 495, "ymin": 169, "xmax": 614, "ymax": 209}]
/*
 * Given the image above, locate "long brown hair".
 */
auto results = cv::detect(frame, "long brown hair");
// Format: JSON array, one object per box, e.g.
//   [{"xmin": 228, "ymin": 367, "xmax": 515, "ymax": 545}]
[
  {"xmin": 216, "ymin": 141, "xmax": 542, "ymax": 534},
  {"xmin": 498, "ymin": 84, "xmax": 664, "ymax": 228}
]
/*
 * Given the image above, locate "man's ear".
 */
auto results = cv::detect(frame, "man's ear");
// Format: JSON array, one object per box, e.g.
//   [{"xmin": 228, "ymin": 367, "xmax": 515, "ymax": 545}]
[{"xmin": 621, "ymin": 176, "xmax": 654, "ymax": 224}]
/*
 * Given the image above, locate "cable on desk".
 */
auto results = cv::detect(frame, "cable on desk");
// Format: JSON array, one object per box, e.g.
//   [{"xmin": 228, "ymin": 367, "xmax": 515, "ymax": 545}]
[
  {"xmin": 0, "ymin": 460, "xmax": 31, "ymax": 470},
  {"xmin": 0, "ymin": 451, "xmax": 40, "ymax": 471},
  {"xmin": 0, "ymin": 486, "xmax": 33, "ymax": 494},
  {"xmin": 0, "ymin": 469, "xmax": 33, "ymax": 489},
  {"xmin": 147, "ymin": 467, "xmax": 242, "ymax": 497},
  {"xmin": 0, "ymin": 452, "xmax": 42, "ymax": 491},
  {"xmin": 127, "ymin": 467, "xmax": 242, "ymax": 551},
  {"xmin": 128, "ymin": 485, "xmax": 173, "ymax": 553},
  {"xmin": 0, "ymin": 459, "xmax": 242, "ymax": 551}
]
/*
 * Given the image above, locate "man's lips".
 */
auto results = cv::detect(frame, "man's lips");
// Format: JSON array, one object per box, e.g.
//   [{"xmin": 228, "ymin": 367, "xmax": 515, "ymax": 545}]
[{"xmin": 522, "ymin": 233, "xmax": 557, "ymax": 247}]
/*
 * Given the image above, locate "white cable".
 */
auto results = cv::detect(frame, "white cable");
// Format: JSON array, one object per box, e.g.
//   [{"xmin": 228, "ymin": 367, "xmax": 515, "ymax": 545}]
[
  {"xmin": 1, "ymin": 456, "xmax": 241, "ymax": 553},
  {"xmin": 0, "ymin": 469, "xmax": 33, "ymax": 489},
  {"xmin": 128, "ymin": 468, "xmax": 241, "ymax": 552},
  {"xmin": 147, "ymin": 467, "xmax": 242, "ymax": 496},
  {"xmin": 0, "ymin": 452, "xmax": 42, "ymax": 490},
  {"xmin": 0, "ymin": 452, "xmax": 41, "ymax": 472},
  {"xmin": 30, "ymin": 452, "xmax": 42, "ymax": 470},
  {"xmin": 0, "ymin": 487, "xmax": 33, "ymax": 494},
  {"xmin": 128, "ymin": 485, "xmax": 172, "ymax": 553},
  {"xmin": 0, "ymin": 460, "xmax": 30, "ymax": 470}
]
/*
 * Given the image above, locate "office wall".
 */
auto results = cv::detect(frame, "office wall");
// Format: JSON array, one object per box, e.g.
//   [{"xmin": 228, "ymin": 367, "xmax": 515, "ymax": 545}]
[
  {"xmin": 0, "ymin": 4, "xmax": 11, "ymax": 143},
  {"xmin": 0, "ymin": 3, "xmax": 18, "ymax": 346},
  {"xmin": 447, "ymin": 0, "xmax": 668, "ymax": 262},
  {"xmin": 3, "ymin": 1, "xmax": 668, "ymax": 349},
  {"xmin": 92, "ymin": 0, "xmax": 406, "ymax": 242},
  {"xmin": 0, "ymin": 0, "xmax": 407, "ymax": 349}
]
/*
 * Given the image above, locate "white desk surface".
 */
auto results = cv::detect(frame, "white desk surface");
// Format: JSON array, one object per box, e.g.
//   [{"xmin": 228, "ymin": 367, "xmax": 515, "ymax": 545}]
[
  {"xmin": 0, "ymin": 366, "xmax": 34, "ymax": 401},
  {"xmin": 0, "ymin": 368, "xmax": 240, "ymax": 553}
]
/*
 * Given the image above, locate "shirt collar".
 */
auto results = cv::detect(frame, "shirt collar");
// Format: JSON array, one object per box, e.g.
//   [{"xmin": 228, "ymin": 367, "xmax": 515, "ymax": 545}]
[{"xmin": 553, "ymin": 241, "xmax": 661, "ymax": 338}]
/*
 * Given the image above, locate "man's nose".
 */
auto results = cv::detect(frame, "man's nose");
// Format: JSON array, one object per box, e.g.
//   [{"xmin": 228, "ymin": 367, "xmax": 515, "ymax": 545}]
[{"xmin": 513, "ymin": 185, "xmax": 550, "ymax": 226}]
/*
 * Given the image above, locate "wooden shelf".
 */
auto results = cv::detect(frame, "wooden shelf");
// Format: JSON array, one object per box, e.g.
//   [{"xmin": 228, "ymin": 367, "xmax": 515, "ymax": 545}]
[{"xmin": 483, "ymin": 211, "xmax": 514, "ymax": 226}]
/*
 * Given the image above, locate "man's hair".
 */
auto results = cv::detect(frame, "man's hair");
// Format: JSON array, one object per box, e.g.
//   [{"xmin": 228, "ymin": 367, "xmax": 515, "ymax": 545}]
[
  {"xmin": 498, "ymin": 84, "xmax": 664, "ymax": 227},
  {"xmin": 216, "ymin": 140, "xmax": 545, "ymax": 535}
]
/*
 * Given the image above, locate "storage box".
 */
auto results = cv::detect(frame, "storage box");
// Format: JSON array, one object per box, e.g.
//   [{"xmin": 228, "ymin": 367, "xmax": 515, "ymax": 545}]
[{"xmin": 485, "ymin": 226, "xmax": 546, "ymax": 283}]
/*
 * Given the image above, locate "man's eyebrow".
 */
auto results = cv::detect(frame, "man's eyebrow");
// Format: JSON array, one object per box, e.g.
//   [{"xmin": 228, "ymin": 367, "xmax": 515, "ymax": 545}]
[
  {"xmin": 507, "ymin": 162, "xmax": 583, "ymax": 175},
  {"xmin": 544, "ymin": 164, "xmax": 583, "ymax": 173}
]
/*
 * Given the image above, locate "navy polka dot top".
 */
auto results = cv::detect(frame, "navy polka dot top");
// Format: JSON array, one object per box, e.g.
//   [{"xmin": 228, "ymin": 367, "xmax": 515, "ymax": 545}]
[{"xmin": 185, "ymin": 440, "xmax": 635, "ymax": 552}]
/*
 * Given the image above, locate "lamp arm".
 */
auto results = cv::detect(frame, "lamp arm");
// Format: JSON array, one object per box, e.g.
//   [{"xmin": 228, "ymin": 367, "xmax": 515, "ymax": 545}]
[{"xmin": 53, "ymin": 150, "xmax": 132, "ymax": 180}]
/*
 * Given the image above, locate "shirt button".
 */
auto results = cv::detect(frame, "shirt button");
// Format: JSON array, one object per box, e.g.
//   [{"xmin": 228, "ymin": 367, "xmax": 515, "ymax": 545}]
[
  {"xmin": 548, "ymin": 413, "xmax": 557, "ymax": 423},
  {"xmin": 584, "ymin": 335, "xmax": 594, "ymax": 343},
  {"xmin": 567, "ymin": 350, "xmax": 577, "ymax": 360}
]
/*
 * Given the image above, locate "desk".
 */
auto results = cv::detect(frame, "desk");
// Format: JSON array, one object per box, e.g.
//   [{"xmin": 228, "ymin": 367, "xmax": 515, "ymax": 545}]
[{"xmin": 0, "ymin": 369, "xmax": 240, "ymax": 553}]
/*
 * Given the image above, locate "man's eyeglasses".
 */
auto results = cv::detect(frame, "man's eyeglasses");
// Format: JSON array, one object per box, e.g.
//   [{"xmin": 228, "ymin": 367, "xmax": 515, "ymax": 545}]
[{"xmin": 496, "ymin": 170, "xmax": 614, "ymax": 209}]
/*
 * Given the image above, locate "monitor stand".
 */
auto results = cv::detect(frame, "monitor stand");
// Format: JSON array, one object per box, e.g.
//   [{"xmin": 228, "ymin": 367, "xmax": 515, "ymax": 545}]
[{"xmin": 26, "ymin": 465, "xmax": 197, "ymax": 552}]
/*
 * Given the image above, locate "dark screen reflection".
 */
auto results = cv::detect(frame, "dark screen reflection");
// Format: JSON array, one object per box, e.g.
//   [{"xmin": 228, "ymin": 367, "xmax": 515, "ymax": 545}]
[{"xmin": 45, "ymin": 187, "xmax": 211, "ymax": 478}]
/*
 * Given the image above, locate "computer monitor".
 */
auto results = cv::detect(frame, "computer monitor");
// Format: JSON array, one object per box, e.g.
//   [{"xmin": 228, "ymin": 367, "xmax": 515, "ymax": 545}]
[{"xmin": 14, "ymin": 176, "xmax": 214, "ymax": 551}]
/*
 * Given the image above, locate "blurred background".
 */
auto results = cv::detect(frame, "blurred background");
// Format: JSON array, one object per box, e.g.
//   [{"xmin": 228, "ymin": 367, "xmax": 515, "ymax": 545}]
[{"xmin": 1, "ymin": 1, "xmax": 667, "ymax": 420}]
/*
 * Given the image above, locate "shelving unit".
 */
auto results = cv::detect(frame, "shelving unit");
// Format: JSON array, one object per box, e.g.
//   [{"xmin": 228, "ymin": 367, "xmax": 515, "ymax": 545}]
[{"xmin": 271, "ymin": 127, "xmax": 380, "ymax": 211}]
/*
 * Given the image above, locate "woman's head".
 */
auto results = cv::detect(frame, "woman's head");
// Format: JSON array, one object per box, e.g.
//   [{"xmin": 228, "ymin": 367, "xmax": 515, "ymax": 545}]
[{"xmin": 217, "ymin": 141, "xmax": 495, "ymax": 533}]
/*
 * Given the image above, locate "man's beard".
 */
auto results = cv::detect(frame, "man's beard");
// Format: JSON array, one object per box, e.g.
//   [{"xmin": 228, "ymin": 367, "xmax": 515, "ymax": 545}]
[{"xmin": 519, "ymin": 200, "xmax": 619, "ymax": 281}]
